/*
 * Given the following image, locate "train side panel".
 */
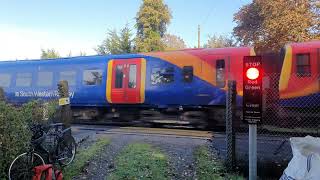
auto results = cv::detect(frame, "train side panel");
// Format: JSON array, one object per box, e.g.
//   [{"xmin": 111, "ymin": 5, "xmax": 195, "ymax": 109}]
[
  {"xmin": 143, "ymin": 56, "xmax": 227, "ymax": 107},
  {"xmin": 143, "ymin": 47, "xmax": 253, "ymax": 107},
  {"xmin": 279, "ymin": 41, "xmax": 320, "ymax": 107},
  {"xmin": 0, "ymin": 57, "xmax": 108, "ymax": 107}
]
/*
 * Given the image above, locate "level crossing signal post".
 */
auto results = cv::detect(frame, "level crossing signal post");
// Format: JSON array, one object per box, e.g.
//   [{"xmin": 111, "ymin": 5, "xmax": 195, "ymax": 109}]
[{"xmin": 243, "ymin": 56, "xmax": 262, "ymax": 180}]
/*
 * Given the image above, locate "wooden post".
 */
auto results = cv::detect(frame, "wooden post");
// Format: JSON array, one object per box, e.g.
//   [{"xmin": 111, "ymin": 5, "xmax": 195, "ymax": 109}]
[
  {"xmin": 0, "ymin": 87, "xmax": 5, "ymax": 102},
  {"xmin": 57, "ymin": 80, "xmax": 72, "ymax": 128}
]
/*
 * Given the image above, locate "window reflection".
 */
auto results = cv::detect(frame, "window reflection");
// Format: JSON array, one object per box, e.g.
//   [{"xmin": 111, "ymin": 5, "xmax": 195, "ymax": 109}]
[
  {"xmin": 83, "ymin": 69, "xmax": 102, "ymax": 85},
  {"xmin": 296, "ymin": 54, "xmax": 311, "ymax": 77},
  {"xmin": 151, "ymin": 67, "xmax": 174, "ymax": 85},
  {"xmin": 0, "ymin": 73, "xmax": 11, "ymax": 87},
  {"xmin": 16, "ymin": 73, "xmax": 32, "ymax": 87},
  {"xmin": 129, "ymin": 65, "xmax": 137, "ymax": 88},
  {"xmin": 37, "ymin": 72, "xmax": 53, "ymax": 87},
  {"xmin": 115, "ymin": 65, "xmax": 123, "ymax": 88},
  {"xmin": 60, "ymin": 71, "xmax": 76, "ymax": 86},
  {"xmin": 216, "ymin": 59, "xmax": 225, "ymax": 88}
]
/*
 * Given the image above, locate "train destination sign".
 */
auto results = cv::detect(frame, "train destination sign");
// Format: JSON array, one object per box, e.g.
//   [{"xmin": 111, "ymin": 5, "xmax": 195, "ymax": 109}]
[{"xmin": 243, "ymin": 56, "xmax": 262, "ymax": 124}]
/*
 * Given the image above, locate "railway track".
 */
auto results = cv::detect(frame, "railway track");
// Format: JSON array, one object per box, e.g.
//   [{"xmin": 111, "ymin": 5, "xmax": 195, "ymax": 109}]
[
  {"xmin": 72, "ymin": 125, "xmax": 213, "ymax": 140},
  {"xmin": 72, "ymin": 119, "xmax": 222, "ymax": 131}
]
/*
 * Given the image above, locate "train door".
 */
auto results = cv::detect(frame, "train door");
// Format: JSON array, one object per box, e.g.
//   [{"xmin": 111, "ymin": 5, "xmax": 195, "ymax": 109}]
[{"xmin": 107, "ymin": 58, "xmax": 146, "ymax": 104}]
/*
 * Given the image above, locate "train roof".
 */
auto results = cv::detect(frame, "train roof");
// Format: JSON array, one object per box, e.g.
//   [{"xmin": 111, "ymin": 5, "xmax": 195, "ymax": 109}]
[
  {"xmin": 0, "ymin": 53, "xmax": 146, "ymax": 65},
  {"xmin": 145, "ymin": 46, "xmax": 252, "ymax": 55},
  {"xmin": 0, "ymin": 46, "xmax": 252, "ymax": 66},
  {"xmin": 287, "ymin": 40, "xmax": 320, "ymax": 48}
]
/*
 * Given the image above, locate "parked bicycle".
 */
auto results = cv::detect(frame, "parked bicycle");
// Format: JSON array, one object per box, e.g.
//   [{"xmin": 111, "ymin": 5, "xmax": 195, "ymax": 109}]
[{"xmin": 8, "ymin": 123, "xmax": 76, "ymax": 180}]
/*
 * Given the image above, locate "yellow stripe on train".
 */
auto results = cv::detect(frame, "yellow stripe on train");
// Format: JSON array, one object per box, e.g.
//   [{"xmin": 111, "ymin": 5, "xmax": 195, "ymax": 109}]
[
  {"xmin": 106, "ymin": 60, "xmax": 113, "ymax": 103},
  {"xmin": 140, "ymin": 58, "xmax": 146, "ymax": 103},
  {"xmin": 279, "ymin": 45, "xmax": 292, "ymax": 91}
]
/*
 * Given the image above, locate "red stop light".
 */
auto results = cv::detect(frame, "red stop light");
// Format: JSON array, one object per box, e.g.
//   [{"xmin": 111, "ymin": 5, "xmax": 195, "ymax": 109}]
[
  {"xmin": 243, "ymin": 56, "xmax": 262, "ymax": 124},
  {"xmin": 246, "ymin": 67, "xmax": 260, "ymax": 80}
]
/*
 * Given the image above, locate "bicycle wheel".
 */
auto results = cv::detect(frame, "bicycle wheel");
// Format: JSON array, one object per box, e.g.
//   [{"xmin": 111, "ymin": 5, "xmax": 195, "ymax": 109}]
[
  {"xmin": 8, "ymin": 152, "xmax": 45, "ymax": 180},
  {"xmin": 57, "ymin": 136, "xmax": 76, "ymax": 166}
]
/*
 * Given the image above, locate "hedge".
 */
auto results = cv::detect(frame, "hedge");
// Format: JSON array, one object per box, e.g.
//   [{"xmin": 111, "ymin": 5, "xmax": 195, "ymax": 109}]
[{"xmin": 0, "ymin": 100, "xmax": 57, "ymax": 179}]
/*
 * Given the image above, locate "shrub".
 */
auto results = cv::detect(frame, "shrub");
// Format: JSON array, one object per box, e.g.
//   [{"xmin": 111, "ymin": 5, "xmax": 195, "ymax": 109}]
[{"xmin": 0, "ymin": 100, "xmax": 57, "ymax": 179}]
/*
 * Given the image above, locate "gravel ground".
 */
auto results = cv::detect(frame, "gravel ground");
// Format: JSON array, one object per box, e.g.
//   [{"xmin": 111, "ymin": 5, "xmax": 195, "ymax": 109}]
[
  {"xmin": 74, "ymin": 133, "xmax": 208, "ymax": 180},
  {"xmin": 209, "ymin": 133, "xmax": 291, "ymax": 178}
]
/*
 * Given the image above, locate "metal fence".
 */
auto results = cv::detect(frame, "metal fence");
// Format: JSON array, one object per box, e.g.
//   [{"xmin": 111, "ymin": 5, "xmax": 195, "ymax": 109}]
[
  {"xmin": 258, "ymin": 73, "xmax": 318, "ymax": 174},
  {"xmin": 224, "ymin": 73, "xmax": 320, "ymax": 177},
  {"xmin": 258, "ymin": 73, "xmax": 319, "ymax": 156}
]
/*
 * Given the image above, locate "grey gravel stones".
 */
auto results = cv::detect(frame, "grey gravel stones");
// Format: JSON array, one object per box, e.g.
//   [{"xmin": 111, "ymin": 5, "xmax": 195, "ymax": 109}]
[{"xmin": 74, "ymin": 133, "xmax": 208, "ymax": 180}]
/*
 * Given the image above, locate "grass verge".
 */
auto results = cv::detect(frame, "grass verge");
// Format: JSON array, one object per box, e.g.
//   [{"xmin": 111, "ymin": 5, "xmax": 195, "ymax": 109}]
[
  {"xmin": 194, "ymin": 146, "xmax": 244, "ymax": 180},
  {"xmin": 63, "ymin": 137, "xmax": 110, "ymax": 180},
  {"xmin": 108, "ymin": 143, "xmax": 170, "ymax": 180}
]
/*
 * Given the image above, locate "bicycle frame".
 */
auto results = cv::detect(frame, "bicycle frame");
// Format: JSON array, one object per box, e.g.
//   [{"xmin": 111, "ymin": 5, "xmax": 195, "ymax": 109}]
[
  {"xmin": 8, "ymin": 123, "xmax": 75, "ymax": 180},
  {"xmin": 39, "ymin": 123, "xmax": 73, "ymax": 165}
]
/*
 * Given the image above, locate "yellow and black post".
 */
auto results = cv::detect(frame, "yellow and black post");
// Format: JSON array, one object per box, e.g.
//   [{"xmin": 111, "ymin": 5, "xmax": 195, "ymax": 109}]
[{"xmin": 57, "ymin": 80, "xmax": 72, "ymax": 128}]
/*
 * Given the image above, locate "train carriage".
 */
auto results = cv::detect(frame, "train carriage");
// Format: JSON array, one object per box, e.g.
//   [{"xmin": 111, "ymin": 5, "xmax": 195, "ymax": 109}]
[
  {"xmin": 0, "ymin": 40, "xmax": 319, "ymax": 127},
  {"xmin": 0, "ymin": 47, "xmax": 253, "ymax": 126},
  {"xmin": 279, "ymin": 41, "xmax": 320, "ymax": 106},
  {"xmin": 277, "ymin": 41, "xmax": 320, "ymax": 123}
]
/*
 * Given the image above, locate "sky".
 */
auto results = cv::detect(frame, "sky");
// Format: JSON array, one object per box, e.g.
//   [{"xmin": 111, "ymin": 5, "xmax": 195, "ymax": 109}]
[{"xmin": 0, "ymin": 0, "xmax": 251, "ymax": 60}]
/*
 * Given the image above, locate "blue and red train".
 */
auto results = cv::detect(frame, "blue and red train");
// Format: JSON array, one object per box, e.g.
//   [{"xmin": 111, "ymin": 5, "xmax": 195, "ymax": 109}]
[{"xmin": 0, "ymin": 40, "xmax": 319, "ymax": 127}]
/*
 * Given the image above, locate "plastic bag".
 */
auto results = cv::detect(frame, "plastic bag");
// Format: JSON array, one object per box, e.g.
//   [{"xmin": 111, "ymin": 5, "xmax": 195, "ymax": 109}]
[
  {"xmin": 280, "ymin": 136, "xmax": 320, "ymax": 180},
  {"xmin": 33, "ymin": 164, "xmax": 63, "ymax": 180}
]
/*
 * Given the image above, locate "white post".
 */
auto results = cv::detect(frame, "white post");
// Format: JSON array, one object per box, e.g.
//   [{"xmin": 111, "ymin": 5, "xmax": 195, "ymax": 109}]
[{"xmin": 249, "ymin": 123, "xmax": 257, "ymax": 180}]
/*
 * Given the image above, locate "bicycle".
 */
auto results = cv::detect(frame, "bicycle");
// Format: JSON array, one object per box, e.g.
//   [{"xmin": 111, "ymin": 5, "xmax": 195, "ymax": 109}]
[
  {"xmin": 8, "ymin": 123, "xmax": 76, "ymax": 180},
  {"xmin": 40, "ymin": 123, "xmax": 76, "ymax": 166}
]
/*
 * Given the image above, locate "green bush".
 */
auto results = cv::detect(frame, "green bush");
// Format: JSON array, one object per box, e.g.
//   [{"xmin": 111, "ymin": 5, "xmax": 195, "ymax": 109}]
[{"xmin": 0, "ymin": 100, "xmax": 57, "ymax": 179}]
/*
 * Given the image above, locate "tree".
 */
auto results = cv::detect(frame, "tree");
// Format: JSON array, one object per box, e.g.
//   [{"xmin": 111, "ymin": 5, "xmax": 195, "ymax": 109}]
[
  {"xmin": 135, "ymin": 0, "xmax": 172, "ymax": 52},
  {"xmin": 67, "ymin": 51, "xmax": 86, "ymax": 57},
  {"xmin": 119, "ymin": 25, "xmax": 133, "ymax": 54},
  {"xmin": 95, "ymin": 29, "xmax": 120, "ymax": 55},
  {"xmin": 67, "ymin": 51, "xmax": 72, "ymax": 57},
  {"xmin": 95, "ymin": 25, "xmax": 133, "ymax": 55},
  {"xmin": 203, "ymin": 35, "xmax": 236, "ymax": 48},
  {"xmin": 162, "ymin": 34, "xmax": 186, "ymax": 50},
  {"xmin": 41, "ymin": 49, "xmax": 60, "ymax": 59},
  {"xmin": 79, "ymin": 51, "xmax": 86, "ymax": 56},
  {"xmin": 233, "ymin": 0, "xmax": 320, "ymax": 52}
]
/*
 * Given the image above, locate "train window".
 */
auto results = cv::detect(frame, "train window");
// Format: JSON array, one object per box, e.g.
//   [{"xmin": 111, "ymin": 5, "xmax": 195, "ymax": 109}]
[
  {"xmin": 128, "ymin": 64, "xmax": 137, "ymax": 88},
  {"xmin": 0, "ymin": 73, "xmax": 11, "ymax": 87},
  {"xmin": 16, "ymin": 73, "xmax": 32, "ymax": 87},
  {"xmin": 115, "ymin": 65, "xmax": 123, "ymax": 88},
  {"xmin": 296, "ymin": 54, "xmax": 311, "ymax": 77},
  {"xmin": 60, "ymin": 71, "xmax": 76, "ymax": 86},
  {"xmin": 216, "ymin": 59, "xmax": 225, "ymax": 88},
  {"xmin": 151, "ymin": 67, "xmax": 174, "ymax": 85},
  {"xmin": 37, "ymin": 72, "xmax": 53, "ymax": 87},
  {"xmin": 83, "ymin": 69, "xmax": 102, "ymax": 85},
  {"xmin": 182, "ymin": 66, "xmax": 193, "ymax": 82}
]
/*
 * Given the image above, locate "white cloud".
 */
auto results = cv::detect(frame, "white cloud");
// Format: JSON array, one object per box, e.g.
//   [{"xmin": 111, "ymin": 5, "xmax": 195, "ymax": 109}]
[{"xmin": 0, "ymin": 25, "xmax": 97, "ymax": 61}]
